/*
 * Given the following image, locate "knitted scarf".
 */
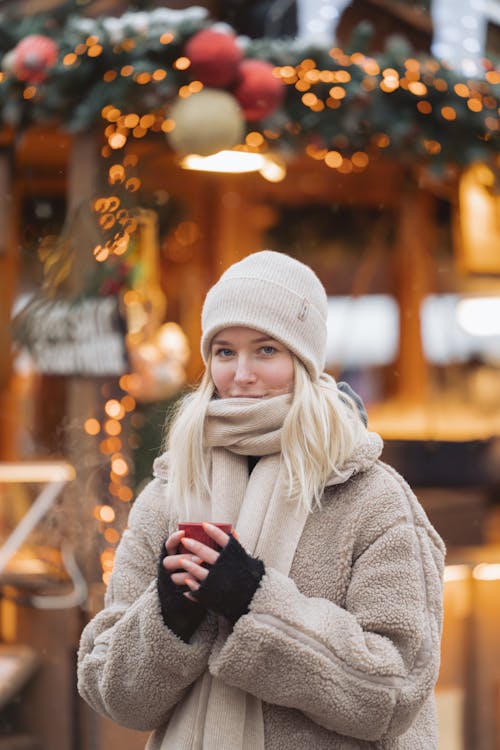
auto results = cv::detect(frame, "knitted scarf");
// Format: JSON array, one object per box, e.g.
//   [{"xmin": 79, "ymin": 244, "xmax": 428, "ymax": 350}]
[{"xmin": 159, "ymin": 393, "xmax": 311, "ymax": 750}]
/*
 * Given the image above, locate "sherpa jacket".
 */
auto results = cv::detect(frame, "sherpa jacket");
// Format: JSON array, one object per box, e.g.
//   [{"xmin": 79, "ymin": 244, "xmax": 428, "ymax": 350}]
[{"xmin": 77, "ymin": 431, "xmax": 445, "ymax": 749}]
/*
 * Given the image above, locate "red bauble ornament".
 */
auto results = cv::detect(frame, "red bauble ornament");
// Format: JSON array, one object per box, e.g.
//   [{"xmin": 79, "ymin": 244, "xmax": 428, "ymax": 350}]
[
  {"xmin": 13, "ymin": 34, "xmax": 58, "ymax": 84},
  {"xmin": 185, "ymin": 29, "xmax": 243, "ymax": 88},
  {"xmin": 233, "ymin": 59, "xmax": 285, "ymax": 121}
]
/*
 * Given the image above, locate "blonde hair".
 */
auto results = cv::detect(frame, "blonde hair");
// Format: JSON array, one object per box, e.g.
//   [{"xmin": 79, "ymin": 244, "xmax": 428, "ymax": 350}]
[{"xmin": 165, "ymin": 356, "xmax": 365, "ymax": 513}]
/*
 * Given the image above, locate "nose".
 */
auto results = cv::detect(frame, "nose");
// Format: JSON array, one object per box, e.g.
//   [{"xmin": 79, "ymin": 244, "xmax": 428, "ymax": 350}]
[{"xmin": 233, "ymin": 355, "xmax": 256, "ymax": 384}]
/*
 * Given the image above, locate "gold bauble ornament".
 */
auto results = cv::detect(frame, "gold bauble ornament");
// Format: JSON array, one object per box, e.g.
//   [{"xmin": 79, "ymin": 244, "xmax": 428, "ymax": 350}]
[{"xmin": 167, "ymin": 89, "xmax": 244, "ymax": 156}]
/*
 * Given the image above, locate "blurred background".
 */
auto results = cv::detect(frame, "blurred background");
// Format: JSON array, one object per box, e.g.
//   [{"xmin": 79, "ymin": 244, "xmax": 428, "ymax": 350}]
[{"xmin": 0, "ymin": 0, "xmax": 499, "ymax": 748}]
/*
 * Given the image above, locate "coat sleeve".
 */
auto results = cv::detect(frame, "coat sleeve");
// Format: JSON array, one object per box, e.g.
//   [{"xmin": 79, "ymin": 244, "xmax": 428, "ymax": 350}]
[
  {"xmin": 208, "ymin": 471, "xmax": 445, "ymax": 743},
  {"xmin": 77, "ymin": 478, "xmax": 217, "ymax": 731}
]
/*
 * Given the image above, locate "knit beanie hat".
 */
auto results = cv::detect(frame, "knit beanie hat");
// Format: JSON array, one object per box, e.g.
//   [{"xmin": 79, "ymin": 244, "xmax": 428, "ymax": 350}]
[{"xmin": 201, "ymin": 250, "xmax": 328, "ymax": 381}]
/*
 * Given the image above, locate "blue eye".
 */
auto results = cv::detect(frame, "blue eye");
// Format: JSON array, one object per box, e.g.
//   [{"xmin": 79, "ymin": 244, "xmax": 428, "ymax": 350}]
[
  {"xmin": 260, "ymin": 345, "xmax": 277, "ymax": 355},
  {"xmin": 215, "ymin": 348, "xmax": 233, "ymax": 357}
]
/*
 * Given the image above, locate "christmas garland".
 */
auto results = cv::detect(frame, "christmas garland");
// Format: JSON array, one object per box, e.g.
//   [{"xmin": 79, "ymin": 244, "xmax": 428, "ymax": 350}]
[{"xmin": 0, "ymin": 4, "xmax": 498, "ymax": 171}]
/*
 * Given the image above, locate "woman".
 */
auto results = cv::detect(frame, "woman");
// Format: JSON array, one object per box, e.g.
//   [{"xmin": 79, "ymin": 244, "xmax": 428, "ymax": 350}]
[{"xmin": 78, "ymin": 250, "xmax": 445, "ymax": 749}]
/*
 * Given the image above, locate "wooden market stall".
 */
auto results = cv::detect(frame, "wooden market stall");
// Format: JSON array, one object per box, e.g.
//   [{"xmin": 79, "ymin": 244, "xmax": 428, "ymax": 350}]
[{"xmin": 0, "ymin": 1, "xmax": 499, "ymax": 749}]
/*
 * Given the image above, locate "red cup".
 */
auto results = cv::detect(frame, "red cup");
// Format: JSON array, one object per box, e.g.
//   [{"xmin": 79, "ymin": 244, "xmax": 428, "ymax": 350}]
[{"xmin": 178, "ymin": 522, "xmax": 232, "ymax": 551}]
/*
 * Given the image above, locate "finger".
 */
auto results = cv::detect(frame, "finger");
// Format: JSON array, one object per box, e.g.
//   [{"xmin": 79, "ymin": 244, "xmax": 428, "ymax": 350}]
[
  {"xmin": 162, "ymin": 553, "xmax": 201, "ymax": 571},
  {"xmin": 170, "ymin": 572, "xmax": 189, "ymax": 586},
  {"xmin": 184, "ymin": 576, "xmax": 200, "ymax": 593},
  {"xmin": 180, "ymin": 536, "xmax": 220, "ymax": 564},
  {"xmin": 202, "ymin": 522, "xmax": 230, "ymax": 549},
  {"xmin": 183, "ymin": 591, "xmax": 199, "ymax": 603},
  {"xmin": 165, "ymin": 530, "xmax": 185, "ymax": 556},
  {"xmin": 178, "ymin": 557, "xmax": 209, "ymax": 582}
]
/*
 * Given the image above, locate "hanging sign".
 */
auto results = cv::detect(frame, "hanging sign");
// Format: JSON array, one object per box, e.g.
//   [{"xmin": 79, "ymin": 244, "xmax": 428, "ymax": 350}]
[{"xmin": 16, "ymin": 296, "xmax": 128, "ymax": 376}]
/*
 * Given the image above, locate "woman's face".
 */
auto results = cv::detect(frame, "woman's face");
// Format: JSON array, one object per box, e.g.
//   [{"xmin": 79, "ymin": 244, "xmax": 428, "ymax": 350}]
[{"xmin": 210, "ymin": 326, "xmax": 294, "ymax": 399}]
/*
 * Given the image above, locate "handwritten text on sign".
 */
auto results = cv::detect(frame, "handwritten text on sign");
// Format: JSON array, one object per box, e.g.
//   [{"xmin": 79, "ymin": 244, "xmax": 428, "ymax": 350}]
[{"xmin": 23, "ymin": 297, "xmax": 128, "ymax": 376}]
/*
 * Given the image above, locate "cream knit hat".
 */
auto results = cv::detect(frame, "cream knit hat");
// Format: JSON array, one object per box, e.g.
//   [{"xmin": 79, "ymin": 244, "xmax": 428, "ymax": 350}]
[{"xmin": 201, "ymin": 250, "xmax": 328, "ymax": 381}]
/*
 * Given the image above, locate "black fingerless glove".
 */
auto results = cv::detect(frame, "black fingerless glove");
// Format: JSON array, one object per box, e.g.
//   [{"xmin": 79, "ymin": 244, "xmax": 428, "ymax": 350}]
[
  {"xmin": 157, "ymin": 541, "xmax": 207, "ymax": 643},
  {"xmin": 195, "ymin": 535, "xmax": 265, "ymax": 625}
]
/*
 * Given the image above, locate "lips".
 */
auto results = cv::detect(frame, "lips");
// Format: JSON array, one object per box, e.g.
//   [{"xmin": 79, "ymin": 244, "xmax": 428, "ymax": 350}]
[{"xmin": 231, "ymin": 394, "xmax": 265, "ymax": 398}]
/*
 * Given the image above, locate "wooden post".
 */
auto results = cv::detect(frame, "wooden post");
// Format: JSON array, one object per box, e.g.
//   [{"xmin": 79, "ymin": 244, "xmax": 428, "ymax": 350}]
[
  {"xmin": 0, "ymin": 148, "xmax": 21, "ymax": 460},
  {"xmin": 392, "ymin": 186, "xmax": 435, "ymax": 402}
]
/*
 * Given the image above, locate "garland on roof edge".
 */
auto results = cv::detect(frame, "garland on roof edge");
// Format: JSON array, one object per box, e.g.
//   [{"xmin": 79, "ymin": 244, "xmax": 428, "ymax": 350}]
[{"xmin": 0, "ymin": 5, "xmax": 498, "ymax": 172}]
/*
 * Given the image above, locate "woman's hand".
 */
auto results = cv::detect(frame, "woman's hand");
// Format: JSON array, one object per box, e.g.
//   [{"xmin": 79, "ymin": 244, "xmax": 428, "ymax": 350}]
[{"xmin": 176, "ymin": 523, "xmax": 231, "ymax": 597}]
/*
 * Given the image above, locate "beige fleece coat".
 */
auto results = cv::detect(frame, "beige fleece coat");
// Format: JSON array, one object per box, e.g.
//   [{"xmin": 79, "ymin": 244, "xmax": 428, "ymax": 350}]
[{"xmin": 77, "ymin": 432, "xmax": 445, "ymax": 749}]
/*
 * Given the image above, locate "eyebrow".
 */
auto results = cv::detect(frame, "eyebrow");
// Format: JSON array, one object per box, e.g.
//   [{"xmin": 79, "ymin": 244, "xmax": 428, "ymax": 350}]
[{"xmin": 212, "ymin": 336, "xmax": 277, "ymax": 346}]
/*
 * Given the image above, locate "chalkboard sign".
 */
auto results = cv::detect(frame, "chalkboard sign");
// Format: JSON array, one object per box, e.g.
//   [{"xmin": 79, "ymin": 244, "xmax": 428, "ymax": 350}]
[{"xmin": 15, "ymin": 296, "xmax": 128, "ymax": 376}]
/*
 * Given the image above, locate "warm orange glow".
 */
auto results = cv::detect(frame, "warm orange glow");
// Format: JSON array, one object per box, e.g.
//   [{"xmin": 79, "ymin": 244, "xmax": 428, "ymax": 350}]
[
  {"xmin": 329, "ymin": 85, "xmax": 346, "ymax": 100},
  {"xmin": 93, "ymin": 245, "xmax": 109, "ymax": 262},
  {"xmin": 121, "ymin": 395, "xmax": 136, "ymax": 412},
  {"xmin": 108, "ymin": 164, "xmax": 125, "ymax": 183},
  {"xmin": 295, "ymin": 80, "xmax": 310, "ymax": 92},
  {"xmin": 306, "ymin": 144, "xmax": 327, "ymax": 160},
  {"xmin": 441, "ymin": 106, "xmax": 457, "ymax": 121},
  {"xmin": 104, "ymin": 419, "xmax": 122, "ymax": 436},
  {"xmin": 121, "ymin": 65, "xmax": 134, "ymax": 77},
  {"xmin": 454, "ymin": 83, "xmax": 470, "ymax": 98},
  {"xmin": 123, "ymin": 153, "xmax": 138, "ymax": 167},
  {"xmin": 88, "ymin": 44, "xmax": 103, "ymax": 57},
  {"xmin": 304, "ymin": 69, "xmax": 320, "ymax": 83},
  {"xmin": 380, "ymin": 76, "xmax": 399, "ymax": 93},
  {"xmin": 444, "ymin": 564, "xmax": 470, "ymax": 582},
  {"xmin": 311, "ymin": 100, "xmax": 325, "ymax": 112},
  {"xmin": 63, "ymin": 53, "xmax": 77, "ymax": 66},
  {"xmin": 352, "ymin": 151, "xmax": 369, "ymax": 168},
  {"xmin": 103, "ymin": 70, "xmax": 117, "ymax": 82},
  {"xmin": 189, "ymin": 80, "xmax": 203, "ymax": 93},
  {"xmin": 160, "ymin": 32, "xmax": 174, "ymax": 45},
  {"xmin": 105, "ymin": 400, "xmax": 125, "ymax": 419},
  {"xmin": 424, "ymin": 139, "xmax": 441, "ymax": 154},
  {"xmin": 104, "ymin": 528, "xmax": 121, "ymax": 544},
  {"xmin": 75, "ymin": 43, "xmax": 86, "ymax": 55},
  {"xmin": 467, "ymin": 98, "xmax": 483, "ymax": 113},
  {"xmin": 417, "ymin": 101, "xmax": 432, "ymax": 114},
  {"xmin": 473, "ymin": 563, "xmax": 500, "ymax": 581},
  {"xmin": 324, "ymin": 150, "xmax": 343, "ymax": 168},
  {"xmin": 361, "ymin": 60, "xmax": 379, "ymax": 76},
  {"xmin": 100, "ymin": 548, "xmax": 115, "ymax": 569},
  {"xmin": 161, "ymin": 118, "xmax": 175, "ymax": 133},
  {"xmin": 153, "ymin": 69, "xmax": 167, "ymax": 81},
  {"xmin": 373, "ymin": 133, "xmax": 390, "ymax": 148},
  {"xmin": 109, "ymin": 133, "xmax": 127, "ymax": 149},
  {"xmin": 174, "ymin": 57, "xmax": 191, "ymax": 70},
  {"xmin": 338, "ymin": 158, "xmax": 353, "ymax": 174},
  {"xmin": 118, "ymin": 486, "xmax": 133, "ymax": 503},
  {"xmin": 434, "ymin": 78, "xmax": 448, "ymax": 92},
  {"xmin": 336, "ymin": 70, "xmax": 351, "ymax": 83},
  {"xmin": 405, "ymin": 58, "xmax": 420, "ymax": 72},
  {"xmin": 486, "ymin": 70, "xmax": 500, "ymax": 84},
  {"xmin": 84, "ymin": 418, "xmax": 101, "ymax": 436},
  {"xmin": 99, "ymin": 505, "xmax": 116, "ymax": 523},
  {"xmin": 302, "ymin": 92, "xmax": 318, "ymax": 107},
  {"xmin": 102, "ymin": 571, "xmax": 112, "ymax": 585},
  {"xmin": 135, "ymin": 72, "xmax": 151, "ymax": 85},
  {"xmin": 246, "ymin": 132, "xmax": 265, "ymax": 148},
  {"xmin": 104, "ymin": 106, "xmax": 121, "ymax": 122},
  {"xmin": 111, "ymin": 457, "xmax": 129, "ymax": 477},
  {"xmin": 408, "ymin": 81, "xmax": 427, "ymax": 96},
  {"xmin": 140, "ymin": 113, "xmax": 155, "ymax": 129},
  {"xmin": 23, "ymin": 86, "xmax": 36, "ymax": 100}
]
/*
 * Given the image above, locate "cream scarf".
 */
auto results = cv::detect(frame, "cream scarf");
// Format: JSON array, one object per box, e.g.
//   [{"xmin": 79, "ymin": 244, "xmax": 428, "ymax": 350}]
[{"xmin": 160, "ymin": 391, "xmax": 354, "ymax": 750}]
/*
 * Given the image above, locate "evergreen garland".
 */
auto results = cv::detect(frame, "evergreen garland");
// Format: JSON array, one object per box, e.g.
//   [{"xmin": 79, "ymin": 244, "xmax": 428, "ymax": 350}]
[{"xmin": 0, "ymin": 4, "xmax": 498, "ymax": 171}]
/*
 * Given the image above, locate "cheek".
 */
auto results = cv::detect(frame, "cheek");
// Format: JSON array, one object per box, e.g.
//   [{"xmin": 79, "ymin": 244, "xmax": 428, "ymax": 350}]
[
  {"xmin": 267, "ymin": 359, "xmax": 294, "ymax": 390},
  {"xmin": 210, "ymin": 361, "xmax": 229, "ymax": 391}
]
